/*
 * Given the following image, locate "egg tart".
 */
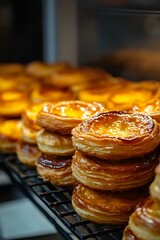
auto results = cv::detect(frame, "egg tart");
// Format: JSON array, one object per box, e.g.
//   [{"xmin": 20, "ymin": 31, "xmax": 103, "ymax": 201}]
[
  {"xmin": 36, "ymin": 153, "xmax": 75, "ymax": 186},
  {"xmin": 25, "ymin": 61, "xmax": 71, "ymax": 78},
  {"xmin": 72, "ymin": 150, "xmax": 159, "ymax": 191},
  {"xmin": 16, "ymin": 142, "xmax": 41, "ymax": 167},
  {"xmin": 0, "ymin": 63, "xmax": 24, "ymax": 75},
  {"xmin": 0, "ymin": 90, "xmax": 29, "ymax": 117},
  {"xmin": 30, "ymin": 86, "xmax": 75, "ymax": 104},
  {"xmin": 133, "ymin": 99, "xmax": 160, "ymax": 123},
  {"xmin": 72, "ymin": 184, "xmax": 148, "ymax": 224},
  {"xmin": 129, "ymin": 197, "xmax": 160, "ymax": 240},
  {"xmin": 0, "ymin": 74, "xmax": 38, "ymax": 92},
  {"xmin": 106, "ymin": 85, "xmax": 160, "ymax": 111},
  {"xmin": 78, "ymin": 78, "xmax": 128, "ymax": 104},
  {"xmin": 47, "ymin": 67, "xmax": 108, "ymax": 88},
  {"xmin": 0, "ymin": 120, "xmax": 22, "ymax": 153},
  {"xmin": 72, "ymin": 111, "xmax": 160, "ymax": 160},
  {"xmin": 22, "ymin": 103, "xmax": 43, "ymax": 131},
  {"xmin": 36, "ymin": 101, "xmax": 104, "ymax": 134},
  {"xmin": 150, "ymin": 163, "xmax": 160, "ymax": 202},
  {"xmin": 37, "ymin": 129, "xmax": 74, "ymax": 156}
]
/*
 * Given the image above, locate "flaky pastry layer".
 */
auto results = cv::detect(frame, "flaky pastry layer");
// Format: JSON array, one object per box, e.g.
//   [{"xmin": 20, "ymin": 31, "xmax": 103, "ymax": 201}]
[
  {"xmin": 129, "ymin": 197, "xmax": 160, "ymax": 240},
  {"xmin": 123, "ymin": 226, "xmax": 140, "ymax": 240},
  {"xmin": 22, "ymin": 103, "xmax": 43, "ymax": 130},
  {"xmin": 72, "ymin": 150, "xmax": 159, "ymax": 191},
  {"xmin": 72, "ymin": 184, "xmax": 148, "ymax": 224},
  {"xmin": 150, "ymin": 163, "xmax": 160, "ymax": 201},
  {"xmin": 36, "ymin": 153, "xmax": 75, "ymax": 186},
  {"xmin": 36, "ymin": 101, "xmax": 104, "ymax": 134},
  {"xmin": 21, "ymin": 121, "xmax": 39, "ymax": 144},
  {"xmin": 37, "ymin": 129, "xmax": 74, "ymax": 156},
  {"xmin": 133, "ymin": 99, "xmax": 160, "ymax": 123},
  {"xmin": 72, "ymin": 111, "xmax": 160, "ymax": 160},
  {"xmin": 16, "ymin": 142, "xmax": 41, "ymax": 167}
]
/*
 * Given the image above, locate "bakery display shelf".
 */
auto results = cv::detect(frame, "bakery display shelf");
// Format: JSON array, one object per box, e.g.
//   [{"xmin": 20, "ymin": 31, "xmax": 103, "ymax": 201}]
[{"xmin": 0, "ymin": 153, "xmax": 124, "ymax": 240}]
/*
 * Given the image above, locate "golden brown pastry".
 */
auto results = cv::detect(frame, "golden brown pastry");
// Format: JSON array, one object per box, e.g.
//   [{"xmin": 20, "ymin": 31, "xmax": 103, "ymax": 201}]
[
  {"xmin": 30, "ymin": 86, "xmax": 75, "ymax": 104},
  {"xmin": 0, "ymin": 90, "xmax": 29, "ymax": 117},
  {"xmin": 150, "ymin": 163, "xmax": 160, "ymax": 202},
  {"xmin": 36, "ymin": 101, "xmax": 104, "ymax": 134},
  {"xmin": 72, "ymin": 184, "xmax": 148, "ymax": 224},
  {"xmin": 0, "ymin": 77, "xmax": 18, "ymax": 92},
  {"xmin": 78, "ymin": 77, "xmax": 128, "ymax": 104},
  {"xmin": 21, "ymin": 103, "xmax": 44, "ymax": 144},
  {"xmin": 22, "ymin": 103, "xmax": 43, "ymax": 131},
  {"xmin": 16, "ymin": 142, "xmax": 41, "ymax": 167},
  {"xmin": 37, "ymin": 129, "xmax": 74, "ymax": 156},
  {"xmin": 123, "ymin": 226, "xmax": 140, "ymax": 240},
  {"xmin": 133, "ymin": 99, "xmax": 160, "ymax": 123},
  {"xmin": 21, "ymin": 122, "xmax": 38, "ymax": 144},
  {"xmin": 47, "ymin": 67, "xmax": 108, "ymax": 88},
  {"xmin": 25, "ymin": 61, "xmax": 71, "ymax": 78},
  {"xmin": 36, "ymin": 153, "xmax": 75, "ymax": 186},
  {"xmin": 72, "ymin": 150, "xmax": 159, "ymax": 191},
  {"xmin": 106, "ymin": 84, "xmax": 160, "ymax": 111},
  {"xmin": 0, "ymin": 119, "xmax": 22, "ymax": 153},
  {"xmin": 0, "ymin": 63, "xmax": 24, "ymax": 75},
  {"xmin": 0, "ymin": 74, "xmax": 38, "ymax": 92},
  {"xmin": 72, "ymin": 111, "xmax": 160, "ymax": 160},
  {"xmin": 128, "ymin": 197, "xmax": 160, "ymax": 240}
]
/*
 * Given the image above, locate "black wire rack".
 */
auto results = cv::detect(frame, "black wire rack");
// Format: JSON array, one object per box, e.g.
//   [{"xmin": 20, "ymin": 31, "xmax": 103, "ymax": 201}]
[{"xmin": 0, "ymin": 153, "xmax": 125, "ymax": 240}]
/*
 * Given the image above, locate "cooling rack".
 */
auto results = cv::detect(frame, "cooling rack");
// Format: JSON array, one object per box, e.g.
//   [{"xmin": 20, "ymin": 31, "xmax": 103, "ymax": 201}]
[{"xmin": 0, "ymin": 153, "xmax": 124, "ymax": 240}]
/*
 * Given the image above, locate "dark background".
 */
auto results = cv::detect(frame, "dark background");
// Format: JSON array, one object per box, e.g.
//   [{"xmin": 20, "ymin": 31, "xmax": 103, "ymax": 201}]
[{"xmin": 0, "ymin": 0, "xmax": 42, "ymax": 63}]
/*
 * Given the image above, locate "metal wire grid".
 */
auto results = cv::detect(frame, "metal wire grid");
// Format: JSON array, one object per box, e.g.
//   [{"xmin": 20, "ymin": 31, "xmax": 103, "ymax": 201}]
[{"xmin": 1, "ymin": 154, "xmax": 124, "ymax": 240}]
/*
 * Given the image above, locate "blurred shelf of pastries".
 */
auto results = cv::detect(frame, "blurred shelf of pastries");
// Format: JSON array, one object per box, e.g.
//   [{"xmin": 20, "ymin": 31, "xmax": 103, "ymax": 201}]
[{"xmin": 72, "ymin": 111, "xmax": 160, "ymax": 224}]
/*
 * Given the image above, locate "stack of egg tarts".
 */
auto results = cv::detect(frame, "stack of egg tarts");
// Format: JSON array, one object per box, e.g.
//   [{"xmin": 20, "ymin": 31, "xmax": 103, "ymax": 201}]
[
  {"xmin": 71, "ymin": 111, "xmax": 160, "ymax": 224},
  {"xmin": 35, "ymin": 100, "xmax": 104, "ymax": 187},
  {"xmin": 123, "ymin": 162, "xmax": 160, "ymax": 240},
  {"xmin": 16, "ymin": 104, "xmax": 43, "ymax": 166}
]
